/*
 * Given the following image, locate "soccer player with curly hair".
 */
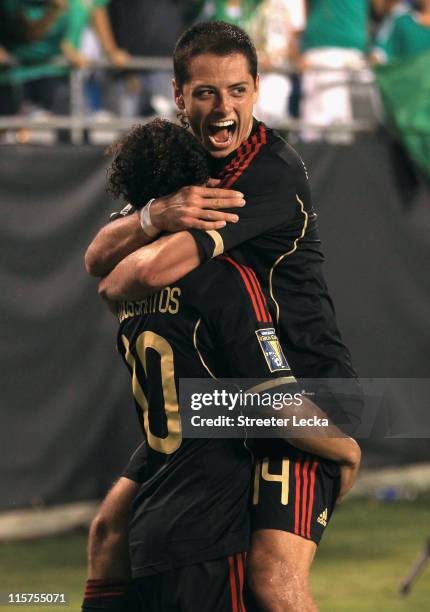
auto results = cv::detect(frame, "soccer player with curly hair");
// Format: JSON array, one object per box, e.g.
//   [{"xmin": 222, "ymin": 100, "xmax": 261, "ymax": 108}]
[
  {"xmin": 83, "ymin": 118, "xmax": 359, "ymax": 611},
  {"xmin": 84, "ymin": 21, "xmax": 362, "ymax": 612}
]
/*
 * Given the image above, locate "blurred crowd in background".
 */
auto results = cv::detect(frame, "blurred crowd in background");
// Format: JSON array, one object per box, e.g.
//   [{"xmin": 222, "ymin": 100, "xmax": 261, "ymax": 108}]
[{"xmin": 1, "ymin": 0, "xmax": 430, "ymax": 141}]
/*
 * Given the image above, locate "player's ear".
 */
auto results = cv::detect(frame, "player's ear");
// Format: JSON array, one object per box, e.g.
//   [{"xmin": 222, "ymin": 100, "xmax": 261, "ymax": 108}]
[
  {"xmin": 253, "ymin": 73, "xmax": 260, "ymax": 103},
  {"xmin": 172, "ymin": 79, "xmax": 185, "ymax": 110}
]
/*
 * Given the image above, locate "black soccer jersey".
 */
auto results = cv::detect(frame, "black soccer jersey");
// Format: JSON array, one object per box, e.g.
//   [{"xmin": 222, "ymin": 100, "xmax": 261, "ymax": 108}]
[
  {"xmin": 117, "ymin": 256, "xmax": 297, "ymax": 577},
  {"xmin": 188, "ymin": 120, "xmax": 357, "ymax": 380}
]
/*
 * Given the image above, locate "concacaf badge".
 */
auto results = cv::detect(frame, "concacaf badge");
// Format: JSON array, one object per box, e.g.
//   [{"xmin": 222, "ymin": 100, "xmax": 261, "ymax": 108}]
[{"xmin": 255, "ymin": 328, "xmax": 290, "ymax": 372}]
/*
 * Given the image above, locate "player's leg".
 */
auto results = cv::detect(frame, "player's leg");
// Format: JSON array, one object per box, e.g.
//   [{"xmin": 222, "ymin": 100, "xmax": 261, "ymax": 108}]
[
  {"xmin": 247, "ymin": 446, "xmax": 340, "ymax": 611},
  {"xmin": 247, "ymin": 530, "xmax": 317, "ymax": 612},
  {"xmin": 87, "ymin": 476, "xmax": 139, "ymax": 579},
  {"xmin": 82, "ymin": 476, "xmax": 140, "ymax": 611}
]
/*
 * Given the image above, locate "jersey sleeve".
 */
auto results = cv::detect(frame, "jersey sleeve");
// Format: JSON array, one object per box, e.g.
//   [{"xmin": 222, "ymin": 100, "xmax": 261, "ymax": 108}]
[
  {"xmin": 188, "ymin": 144, "xmax": 311, "ymax": 261},
  {"xmin": 201, "ymin": 257, "xmax": 297, "ymax": 389},
  {"xmin": 121, "ymin": 441, "xmax": 148, "ymax": 483}
]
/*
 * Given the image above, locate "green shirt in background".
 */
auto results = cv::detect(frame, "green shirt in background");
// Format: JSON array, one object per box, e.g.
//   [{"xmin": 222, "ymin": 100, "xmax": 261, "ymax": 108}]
[
  {"xmin": 375, "ymin": 48, "xmax": 430, "ymax": 179},
  {"xmin": 302, "ymin": 0, "xmax": 370, "ymax": 53},
  {"xmin": 375, "ymin": 13, "xmax": 430, "ymax": 62},
  {"xmin": 1, "ymin": 0, "xmax": 107, "ymax": 84},
  {"xmin": 199, "ymin": 0, "xmax": 262, "ymax": 30},
  {"xmin": 1, "ymin": 0, "xmax": 69, "ymax": 83},
  {"xmin": 65, "ymin": 0, "xmax": 108, "ymax": 50}
]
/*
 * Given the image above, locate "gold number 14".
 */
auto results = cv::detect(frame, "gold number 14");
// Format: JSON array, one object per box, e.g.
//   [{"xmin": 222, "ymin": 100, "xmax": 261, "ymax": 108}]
[{"xmin": 253, "ymin": 458, "xmax": 290, "ymax": 505}]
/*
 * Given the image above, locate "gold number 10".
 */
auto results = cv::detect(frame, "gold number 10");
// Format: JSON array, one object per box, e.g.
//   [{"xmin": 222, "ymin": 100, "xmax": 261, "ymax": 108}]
[{"xmin": 121, "ymin": 331, "xmax": 182, "ymax": 455}]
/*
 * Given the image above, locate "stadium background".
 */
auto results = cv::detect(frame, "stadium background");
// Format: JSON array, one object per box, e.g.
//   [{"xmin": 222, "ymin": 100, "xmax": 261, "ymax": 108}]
[{"xmin": 1, "ymin": 134, "xmax": 430, "ymax": 512}]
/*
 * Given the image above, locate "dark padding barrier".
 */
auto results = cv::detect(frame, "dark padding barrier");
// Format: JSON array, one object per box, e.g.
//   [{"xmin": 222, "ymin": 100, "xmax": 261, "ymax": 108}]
[{"xmin": 1, "ymin": 135, "xmax": 429, "ymax": 510}]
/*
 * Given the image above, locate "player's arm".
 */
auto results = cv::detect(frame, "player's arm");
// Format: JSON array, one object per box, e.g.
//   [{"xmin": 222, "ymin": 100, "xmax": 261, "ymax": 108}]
[
  {"xmin": 85, "ymin": 183, "xmax": 245, "ymax": 277},
  {"xmin": 186, "ymin": 140, "xmax": 311, "ymax": 263},
  {"xmin": 208, "ymin": 262, "xmax": 360, "ymax": 494},
  {"xmin": 97, "ymin": 150, "xmax": 304, "ymax": 299},
  {"xmin": 85, "ymin": 211, "xmax": 153, "ymax": 277},
  {"xmin": 98, "ymin": 231, "xmax": 200, "ymax": 300}
]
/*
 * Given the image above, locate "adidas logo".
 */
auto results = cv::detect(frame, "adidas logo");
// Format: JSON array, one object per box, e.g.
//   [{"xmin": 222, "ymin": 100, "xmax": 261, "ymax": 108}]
[{"xmin": 317, "ymin": 508, "xmax": 328, "ymax": 527}]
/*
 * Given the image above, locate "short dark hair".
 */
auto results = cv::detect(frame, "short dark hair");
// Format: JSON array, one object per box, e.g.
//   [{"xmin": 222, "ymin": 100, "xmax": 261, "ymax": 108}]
[
  {"xmin": 107, "ymin": 119, "xmax": 210, "ymax": 209},
  {"xmin": 173, "ymin": 21, "xmax": 258, "ymax": 88}
]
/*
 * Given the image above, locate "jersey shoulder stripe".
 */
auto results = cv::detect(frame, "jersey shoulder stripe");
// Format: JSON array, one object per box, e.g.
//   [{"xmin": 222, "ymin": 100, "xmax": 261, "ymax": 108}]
[
  {"xmin": 219, "ymin": 254, "xmax": 271, "ymax": 323},
  {"xmin": 219, "ymin": 123, "xmax": 267, "ymax": 189}
]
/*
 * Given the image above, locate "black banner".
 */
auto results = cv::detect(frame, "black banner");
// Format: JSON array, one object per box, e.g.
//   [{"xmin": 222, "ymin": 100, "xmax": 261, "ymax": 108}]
[
  {"xmin": 1, "ymin": 135, "xmax": 429, "ymax": 510},
  {"xmin": 0, "ymin": 145, "xmax": 142, "ymax": 511}
]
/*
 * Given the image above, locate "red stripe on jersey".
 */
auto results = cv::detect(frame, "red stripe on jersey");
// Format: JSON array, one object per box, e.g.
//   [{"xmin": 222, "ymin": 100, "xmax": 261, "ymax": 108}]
[
  {"xmin": 261, "ymin": 123, "xmax": 267, "ymax": 145},
  {"xmin": 228, "ymin": 555, "xmax": 239, "ymax": 612},
  {"xmin": 219, "ymin": 142, "xmax": 246, "ymax": 183},
  {"xmin": 294, "ymin": 458, "xmax": 301, "ymax": 535},
  {"xmin": 232, "ymin": 128, "xmax": 264, "ymax": 184},
  {"xmin": 220, "ymin": 123, "xmax": 265, "ymax": 181},
  {"xmin": 242, "ymin": 265, "xmax": 269, "ymax": 323},
  {"xmin": 236, "ymin": 553, "xmax": 247, "ymax": 612},
  {"xmin": 222, "ymin": 138, "xmax": 254, "ymax": 189},
  {"xmin": 220, "ymin": 124, "xmax": 267, "ymax": 189},
  {"xmin": 306, "ymin": 461, "xmax": 319, "ymax": 539},
  {"xmin": 221, "ymin": 255, "xmax": 264, "ymax": 322},
  {"xmin": 223, "ymin": 138, "xmax": 248, "ymax": 175},
  {"xmin": 301, "ymin": 458, "xmax": 310, "ymax": 538},
  {"xmin": 246, "ymin": 267, "xmax": 271, "ymax": 322}
]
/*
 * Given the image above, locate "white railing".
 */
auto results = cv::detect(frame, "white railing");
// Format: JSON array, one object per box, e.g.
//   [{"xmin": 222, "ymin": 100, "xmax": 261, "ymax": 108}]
[{"xmin": 0, "ymin": 57, "xmax": 380, "ymax": 144}]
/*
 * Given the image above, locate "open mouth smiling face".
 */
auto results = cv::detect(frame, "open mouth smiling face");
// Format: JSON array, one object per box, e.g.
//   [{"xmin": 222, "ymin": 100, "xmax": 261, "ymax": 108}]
[
  {"xmin": 174, "ymin": 53, "xmax": 259, "ymax": 158},
  {"xmin": 207, "ymin": 119, "xmax": 237, "ymax": 149}
]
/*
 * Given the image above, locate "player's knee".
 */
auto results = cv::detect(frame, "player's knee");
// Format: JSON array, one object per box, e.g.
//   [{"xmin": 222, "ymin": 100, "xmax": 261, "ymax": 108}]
[
  {"xmin": 87, "ymin": 478, "xmax": 138, "ymax": 559},
  {"xmin": 88, "ymin": 511, "xmax": 128, "ymax": 565},
  {"xmin": 89, "ymin": 497, "xmax": 130, "ymax": 542},
  {"xmin": 89, "ymin": 513, "xmax": 109, "ymax": 546},
  {"xmin": 91, "ymin": 478, "xmax": 137, "ymax": 539}
]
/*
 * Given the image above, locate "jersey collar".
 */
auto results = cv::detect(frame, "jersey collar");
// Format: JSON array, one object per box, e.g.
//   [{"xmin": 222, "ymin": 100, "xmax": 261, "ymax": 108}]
[{"xmin": 207, "ymin": 117, "xmax": 262, "ymax": 175}]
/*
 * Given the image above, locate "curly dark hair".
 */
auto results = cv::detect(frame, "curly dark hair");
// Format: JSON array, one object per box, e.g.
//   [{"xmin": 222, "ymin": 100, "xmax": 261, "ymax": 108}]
[{"xmin": 107, "ymin": 119, "xmax": 210, "ymax": 208}]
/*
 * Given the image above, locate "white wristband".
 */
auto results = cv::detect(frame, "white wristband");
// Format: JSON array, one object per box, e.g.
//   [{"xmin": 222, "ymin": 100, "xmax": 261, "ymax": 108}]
[{"xmin": 139, "ymin": 198, "xmax": 160, "ymax": 238}]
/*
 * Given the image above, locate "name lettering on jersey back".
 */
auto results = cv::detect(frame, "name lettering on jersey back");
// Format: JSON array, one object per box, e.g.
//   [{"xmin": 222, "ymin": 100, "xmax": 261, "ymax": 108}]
[{"xmin": 118, "ymin": 287, "xmax": 181, "ymax": 322}]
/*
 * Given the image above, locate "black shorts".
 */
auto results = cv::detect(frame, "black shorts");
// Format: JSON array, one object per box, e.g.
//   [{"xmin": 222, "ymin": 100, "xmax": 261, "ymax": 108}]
[
  {"xmin": 251, "ymin": 441, "xmax": 340, "ymax": 545},
  {"xmin": 134, "ymin": 554, "xmax": 247, "ymax": 612},
  {"xmin": 123, "ymin": 441, "xmax": 340, "ymax": 546}
]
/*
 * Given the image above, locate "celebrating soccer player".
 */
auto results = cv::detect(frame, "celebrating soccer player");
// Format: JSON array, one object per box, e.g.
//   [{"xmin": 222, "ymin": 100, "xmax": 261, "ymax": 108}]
[{"xmin": 84, "ymin": 22, "xmax": 362, "ymax": 612}]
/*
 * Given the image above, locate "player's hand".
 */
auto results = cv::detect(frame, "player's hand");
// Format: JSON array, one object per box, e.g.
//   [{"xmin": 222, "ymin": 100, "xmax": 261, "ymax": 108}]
[
  {"xmin": 150, "ymin": 180, "xmax": 246, "ymax": 232},
  {"xmin": 337, "ymin": 444, "xmax": 361, "ymax": 504}
]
